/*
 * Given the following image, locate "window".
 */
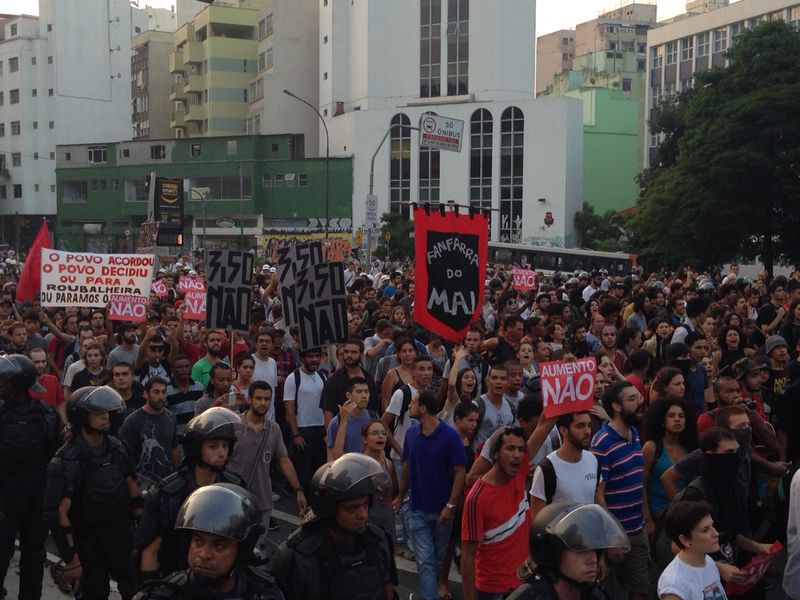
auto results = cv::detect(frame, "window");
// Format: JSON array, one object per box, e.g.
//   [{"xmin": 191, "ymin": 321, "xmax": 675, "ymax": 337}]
[
  {"xmin": 730, "ymin": 22, "xmax": 744, "ymax": 41},
  {"xmin": 9, "ymin": 57, "xmax": 18, "ymax": 72},
  {"xmin": 665, "ymin": 42, "xmax": 677, "ymax": 65},
  {"xmin": 47, "ymin": 56, "xmax": 52, "ymax": 64},
  {"xmin": 790, "ymin": 7, "xmax": 800, "ymax": 29},
  {"xmin": 286, "ymin": 173, "xmax": 296, "ymax": 188},
  {"xmin": 32, "ymin": 121, "xmax": 38, "ymax": 129},
  {"xmin": 88, "ymin": 146, "xmax": 108, "ymax": 163},
  {"xmin": 323, "ymin": 35, "xmax": 328, "ymax": 44},
  {"xmin": 10, "ymin": 122, "xmax": 20, "ymax": 135},
  {"xmin": 50, "ymin": 184, "xmax": 55, "ymax": 192},
  {"xmin": 0, "ymin": 124, "xmax": 4, "ymax": 137},
  {"xmin": 33, "ymin": 152, "xmax": 38, "ymax": 160},
  {"xmin": 121, "ymin": 148, "xmax": 130, "ymax": 158},
  {"xmin": 49, "ymin": 121, "xmax": 54, "ymax": 129},
  {"xmin": 65, "ymin": 152, "xmax": 71, "ymax": 161},
  {"xmin": 227, "ymin": 140, "xmax": 237, "ymax": 156},
  {"xmin": 262, "ymin": 174, "xmax": 273, "ymax": 188},
  {"xmin": 191, "ymin": 144, "xmax": 201, "ymax": 156},
  {"xmin": 469, "ymin": 108, "xmax": 492, "ymax": 211},
  {"xmin": 680, "ymin": 78, "xmax": 693, "ymax": 92},
  {"xmin": 322, "ymin": 72, "xmax": 327, "ymax": 80},
  {"xmin": 265, "ymin": 13, "xmax": 273, "ymax": 36},
  {"xmin": 665, "ymin": 81, "xmax": 676, "ymax": 97},
  {"xmin": 91, "ymin": 179, "xmax": 107, "ymax": 191},
  {"xmin": 48, "ymin": 88, "xmax": 53, "ymax": 96},
  {"xmin": 419, "ymin": 117, "xmax": 440, "ymax": 204},
  {"xmin": 34, "ymin": 184, "xmax": 38, "ymax": 191},
  {"xmin": 713, "ymin": 28, "xmax": 727, "ymax": 53},
  {"xmin": 47, "ymin": 24, "xmax": 52, "ymax": 32},
  {"xmin": 9, "ymin": 90, "xmax": 19, "ymax": 104},
  {"xmin": 697, "ymin": 32, "xmax": 709, "ymax": 57},
  {"xmin": 150, "ymin": 145, "xmax": 166, "ymax": 159},
  {"xmin": 0, "ymin": 92, "xmax": 3, "ymax": 106},
  {"xmin": 49, "ymin": 152, "xmax": 54, "ymax": 160},
  {"xmin": 266, "ymin": 47, "xmax": 273, "ymax": 69},
  {"xmin": 500, "ymin": 106, "xmax": 524, "ymax": 243},
  {"xmin": 275, "ymin": 173, "xmax": 285, "ymax": 187},
  {"xmin": 621, "ymin": 41, "xmax": 634, "ymax": 52},
  {"xmin": 0, "ymin": 187, "xmax": 5, "ymax": 200},
  {"xmin": 134, "ymin": 26, "xmax": 141, "ymax": 33},
  {"xmin": 111, "ymin": 179, "xmax": 120, "ymax": 191},
  {"xmin": 299, "ymin": 172, "xmax": 308, "ymax": 186},
  {"xmin": 651, "ymin": 46, "xmax": 663, "ymax": 68},
  {"xmin": 63, "ymin": 181, "xmax": 88, "ymax": 203},
  {"xmin": 11, "ymin": 153, "xmax": 21, "ymax": 167},
  {"xmin": 31, "ymin": 56, "xmax": 36, "ymax": 65},
  {"xmin": 258, "ymin": 52, "xmax": 266, "ymax": 71},
  {"xmin": 680, "ymin": 37, "xmax": 693, "ymax": 61},
  {"xmin": 389, "ymin": 113, "xmax": 412, "ymax": 217},
  {"xmin": 13, "ymin": 185, "xmax": 21, "ymax": 199},
  {"xmin": 32, "ymin": 88, "xmax": 37, "ymax": 97},
  {"xmin": 420, "ymin": 0, "xmax": 442, "ymax": 98},
  {"xmin": 637, "ymin": 59, "xmax": 646, "ymax": 71},
  {"xmin": 253, "ymin": 114, "xmax": 260, "ymax": 134},
  {"xmin": 10, "ymin": 24, "xmax": 17, "ymax": 36},
  {"xmin": 446, "ymin": 0, "xmax": 469, "ymax": 96}
]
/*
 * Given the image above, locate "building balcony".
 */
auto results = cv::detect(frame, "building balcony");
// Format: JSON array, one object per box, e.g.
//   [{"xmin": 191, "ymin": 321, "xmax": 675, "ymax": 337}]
[
  {"xmin": 169, "ymin": 82, "xmax": 187, "ymax": 101},
  {"xmin": 170, "ymin": 108, "xmax": 186, "ymax": 128},
  {"xmin": 184, "ymin": 74, "xmax": 205, "ymax": 94},
  {"xmin": 169, "ymin": 50, "xmax": 184, "ymax": 74},
  {"xmin": 186, "ymin": 104, "xmax": 207, "ymax": 122},
  {"xmin": 184, "ymin": 42, "xmax": 205, "ymax": 64}
]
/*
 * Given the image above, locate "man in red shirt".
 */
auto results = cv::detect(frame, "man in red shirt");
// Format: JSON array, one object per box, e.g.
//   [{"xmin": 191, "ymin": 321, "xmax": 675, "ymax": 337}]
[
  {"xmin": 28, "ymin": 347, "xmax": 65, "ymax": 425},
  {"xmin": 462, "ymin": 427, "xmax": 530, "ymax": 599}
]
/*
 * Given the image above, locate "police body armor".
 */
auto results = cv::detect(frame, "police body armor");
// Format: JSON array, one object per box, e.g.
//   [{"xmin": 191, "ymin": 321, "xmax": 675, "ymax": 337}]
[
  {"xmin": 0, "ymin": 397, "xmax": 56, "ymax": 476},
  {"xmin": 61, "ymin": 435, "xmax": 131, "ymax": 526},
  {"xmin": 507, "ymin": 576, "xmax": 609, "ymax": 600},
  {"xmin": 132, "ymin": 567, "xmax": 285, "ymax": 600},
  {"xmin": 272, "ymin": 520, "xmax": 388, "ymax": 600}
]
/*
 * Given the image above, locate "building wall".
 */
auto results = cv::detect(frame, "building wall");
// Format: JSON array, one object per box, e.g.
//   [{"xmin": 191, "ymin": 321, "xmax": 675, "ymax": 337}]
[
  {"xmin": 132, "ymin": 31, "xmax": 175, "ymax": 139},
  {"xmin": 536, "ymin": 30, "xmax": 575, "ymax": 96}
]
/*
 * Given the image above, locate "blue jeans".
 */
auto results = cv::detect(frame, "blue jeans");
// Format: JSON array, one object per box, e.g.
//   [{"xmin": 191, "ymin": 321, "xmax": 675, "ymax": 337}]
[{"xmin": 406, "ymin": 510, "xmax": 453, "ymax": 600}]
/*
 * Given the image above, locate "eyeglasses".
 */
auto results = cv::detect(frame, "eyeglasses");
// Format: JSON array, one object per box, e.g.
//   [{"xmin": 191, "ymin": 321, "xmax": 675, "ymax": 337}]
[{"xmin": 366, "ymin": 429, "xmax": 387, "ymax": 436}]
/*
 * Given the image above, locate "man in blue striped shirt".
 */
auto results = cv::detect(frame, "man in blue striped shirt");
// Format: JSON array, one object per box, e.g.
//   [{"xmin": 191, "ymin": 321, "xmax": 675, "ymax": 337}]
[{"xmin": 591, "ymin": 380, "xmax": 649, "ymax": 600}]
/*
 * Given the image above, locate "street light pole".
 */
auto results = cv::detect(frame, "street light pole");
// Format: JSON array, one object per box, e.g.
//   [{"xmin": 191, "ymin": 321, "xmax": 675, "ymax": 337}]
[{"xmin": 282, "ymin": 88, "xmax": 330, "ymax": 239}]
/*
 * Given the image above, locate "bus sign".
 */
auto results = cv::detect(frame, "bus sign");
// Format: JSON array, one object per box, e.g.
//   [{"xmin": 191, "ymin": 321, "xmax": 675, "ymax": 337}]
[{"xmin": 419, "ymin": 114, "xmax": 464, "ymax": 152}]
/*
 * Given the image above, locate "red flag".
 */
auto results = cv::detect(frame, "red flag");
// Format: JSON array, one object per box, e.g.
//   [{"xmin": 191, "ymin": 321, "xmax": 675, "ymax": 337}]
[{"xmin": 17, "ymin": 220, "xmax": 51, "ymax": 303}]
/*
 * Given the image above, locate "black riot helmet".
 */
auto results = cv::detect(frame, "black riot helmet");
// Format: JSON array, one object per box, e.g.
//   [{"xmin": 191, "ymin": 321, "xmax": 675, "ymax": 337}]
[
  {"xmin": 310, "ymin": 454, "xmax": 389, "ymax": 521},
  {"xmin": 0, "ymin": 354, "xmax": 44, "ymax": 394},
  {"xmin": 530, "ymin": 502, "xmax": 630, "ymax": 576},
  {"xmin": 66, "ymin": 386, "xmax": 124, "ymax": 433},
  {"xmin": 181, "ymin": 407, "xmax": 241, "ymax": 469}
]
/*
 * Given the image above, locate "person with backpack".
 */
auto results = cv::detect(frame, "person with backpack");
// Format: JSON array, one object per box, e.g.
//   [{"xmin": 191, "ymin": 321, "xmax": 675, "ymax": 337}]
[
  {"xmin": 381, "ymin": 354, "xmax": 432, "ymax": 464},
  {"xmin": 473, "ymin": 363, "xmax": 517, "ymax": 444},
  {"xmin": 670, "ymin": 297, "xmax": 709, "ymax": 346},
  {"xmin": 283, "ymin": 347, "xmax": 327, "ymax": 491},
  {"xmin": 327, "ymin": 377, "xmax": 380, "ymax": 459},
  {"xmin": 529, "ymin": 411, "xmax": 602, "ymax": 522}
]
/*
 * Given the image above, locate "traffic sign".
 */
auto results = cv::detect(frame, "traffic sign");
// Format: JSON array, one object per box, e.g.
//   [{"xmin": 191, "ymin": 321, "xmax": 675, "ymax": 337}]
[
  {"xmin": 365, "ymin": 194, "xmax": 379, "ymax": 229},
  {"xmin": 419, "ymin": 114, "xmax": 464, "ymax": 152}
]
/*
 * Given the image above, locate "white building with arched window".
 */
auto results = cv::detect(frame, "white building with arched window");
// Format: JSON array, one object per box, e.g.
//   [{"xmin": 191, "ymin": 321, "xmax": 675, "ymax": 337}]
[{"xmin": 317, "ymin": 0, "xmax": 583, "ymax": 247}]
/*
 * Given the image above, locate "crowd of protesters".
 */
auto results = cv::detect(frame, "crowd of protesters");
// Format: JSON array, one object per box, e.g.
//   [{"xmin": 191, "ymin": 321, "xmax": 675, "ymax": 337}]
[{"xmin": 1, "ymin": 250, "xmax": 800, "ymax": 600}]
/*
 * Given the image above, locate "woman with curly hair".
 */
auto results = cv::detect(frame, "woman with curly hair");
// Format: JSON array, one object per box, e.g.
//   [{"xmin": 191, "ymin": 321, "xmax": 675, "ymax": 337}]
[
  {"xmin": 642, "ymin": 396, "xmax": 697, "ymax": 538},
  {"xmin": 713, "ymin": 324, "xmax": 746, "ymax": 376},
  {"xmin": 649, "ymin": 366, "xmax": 686, "ymax": 405}
]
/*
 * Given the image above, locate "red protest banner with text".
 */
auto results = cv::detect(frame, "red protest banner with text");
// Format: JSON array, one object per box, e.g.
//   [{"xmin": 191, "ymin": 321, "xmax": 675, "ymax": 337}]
[
  {"xmin": 512, "ymin": 268, "xmax": 537, "ymax": 291},
  {"xmin": 541, "ymin": 357, "xmax": 597, "ymax": 418},
  {"xmin": 108, "ymin": 294, "xmax": 148, "ymax": 322},
  {"xmin": 414, "ymin": 206, "xmax": 488, "ymax": 342},
  {"xmin": 182, "ymin": 290, "xmax": 206, "ymax": 321},
  {"xmin": 178, "ymin": 275, "xmax": 205, "ymax": 293},
  {"xmin": 151, "ymin": 280, "xmax": 168, "ymax": 297}
]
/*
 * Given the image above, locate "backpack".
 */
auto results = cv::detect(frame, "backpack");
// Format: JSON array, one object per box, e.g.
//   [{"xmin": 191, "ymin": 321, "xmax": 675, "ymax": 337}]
[
  {"xmin": 291, "ymin": 368, "xmax": 327, "ymax": 399},
  {"xmin": 392, "ymin": 384, "xmax": 413, "ymax": 433},
  {"xmin": 538, "ymin": 453, "xmax": 602, "ymax": 504},
  {"xmin": 474, "ymin": 395, "xmax": 518, "ymax": 435}
]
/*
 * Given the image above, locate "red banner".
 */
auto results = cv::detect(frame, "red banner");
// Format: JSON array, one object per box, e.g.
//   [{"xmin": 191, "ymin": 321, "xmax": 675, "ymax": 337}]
[
  {"xmin": 151, "ymin": 280, "xmax": 168, "ymax": 297},
  {"xmin": 512, "ymin": 268, "xmax": 537, "ymax": 291},
  {"xmin": 17, "ymin": 220, "xmax": 51, "ymax": 303},
  {"xmin": 108, "ymin": 294, "xmax": 148, "ymax": 322},
  {"xmin": 541, "ymin": 357, "xmax": 597, "ymax": 418},
  {"xmin": 182, "ymin": 290, "xmax": 206, "ymax": 321},
  {"xmin": 413, "ymin": 206, "xmax": 488, "ymax": 342}
]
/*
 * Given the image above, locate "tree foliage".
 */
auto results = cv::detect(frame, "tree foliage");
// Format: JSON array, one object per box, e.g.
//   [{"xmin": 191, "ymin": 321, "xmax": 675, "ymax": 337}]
[
  {"xmin": 573, "ymin": 202, "xmax": 627, "ymax": 252},
  {"xmin": 374, "ymin": 211, "xmax": 414, "ymax": 260},
  {"xmin": 629, "ymin": 21, "xmax": 800, "ymax": 273}
]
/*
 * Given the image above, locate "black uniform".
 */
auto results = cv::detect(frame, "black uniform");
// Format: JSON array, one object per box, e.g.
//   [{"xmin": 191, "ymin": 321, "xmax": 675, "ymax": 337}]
[
  {"xmin": 48, "ymin": 434, "xmax": 137, "ymax": 600},
  {"xmin": 271, "ymin": 520, "xmax": 396, "ymax": 600},
  {"xmin": 0, "ymin": 395, "xmax": 60, "ymax": 600},
  {"xmin": 134, "ymin": 466, "xmax": 245, "ymax": 579},
  {"xmin": 507, "ymin": 575, "xmax": 609, "ymax": 600},
  {"xmin": 132, "ymin": 567, "xmax": 285, "ymax": 600}
]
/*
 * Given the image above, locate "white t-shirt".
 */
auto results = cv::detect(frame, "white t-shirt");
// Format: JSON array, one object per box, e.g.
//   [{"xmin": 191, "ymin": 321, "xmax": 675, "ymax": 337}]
[
  {"xmin": 658, "ymin": 554, "xmax": 727, "ymax": 600},
  {"xmin": 784, "ymin": 468, "xmax": 800, "ymax": 599},
  {"xmin": 251, "ymin": 353, "xmax": 277, "ymax": 421},
  {"xmin": 530, "ymin": 450, "xmax": 599, "ymax": 505},
  {"xmin": 282, "ymin": 369, "xmax": 325, "ymax": 428},
  {"xmin": 385, "ymin": 384, "xmax": 420, "ymax": 460},
  {"xmin": 63, "ymin": 359, "xmax": 85, "ymax": 388}
]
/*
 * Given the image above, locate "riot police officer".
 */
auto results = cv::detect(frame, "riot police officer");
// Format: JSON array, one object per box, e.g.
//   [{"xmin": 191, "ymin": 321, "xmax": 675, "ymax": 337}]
[
  {"xmin": 507, "ymin": 502, "xmax": 631, "ymax": 600},
  {"xmin": 271, "ymin": 454, "xmax": 397, "ymax": 600},
  {"xmin": 0, "ymin": 354, "xmax": 61, "ymax": 600},
  {"xmin": 134, "ymin": 407, "xmax": 245, "ymax": 584},
  {"xmin": 45, "ymin": 385, "xmax": 141, "ymax": 600},
  {"xmin": 133, "ymin": 483, "xmax": 284, "ymax": 600}
]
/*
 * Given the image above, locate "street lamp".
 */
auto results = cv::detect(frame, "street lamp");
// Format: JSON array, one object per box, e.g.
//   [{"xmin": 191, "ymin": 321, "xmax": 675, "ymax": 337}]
[{"xmin": 282, "ymin": 88, "xmax": 330, "ymax": 239}]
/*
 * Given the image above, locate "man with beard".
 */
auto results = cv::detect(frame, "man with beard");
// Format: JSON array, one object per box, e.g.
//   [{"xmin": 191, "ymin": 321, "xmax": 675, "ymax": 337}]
[
  {"xmin": 119, "ymin": 377, "xmax": 181, "ymax": 491},
  {"xmin": 191, "ymin": 329, "xmax": 226, "ymax": 388},
  {"xmin": 106, "ymin": 323, "xmax": 140, "ymax": 370},
  {"xmin": 228, "ymin": 381, "xmax": 306, "ymax": 544},
  {"xmin": 591, "ymin": 381, "xmax": 649, "ymax": 600},
  {"xmin": 462, "ymin": 428, "xmax": 530, "ymax": 600},
  {"xmin": 530, "ymin": 411, "xmax": 602, "ymax": 522},
  {"xmin": 598, "ymin": 325, "xmax": 617, "ymax": 363},
  {"xmin": 319, "ymin": 337, "xmax": 380, "ymax": 428}
]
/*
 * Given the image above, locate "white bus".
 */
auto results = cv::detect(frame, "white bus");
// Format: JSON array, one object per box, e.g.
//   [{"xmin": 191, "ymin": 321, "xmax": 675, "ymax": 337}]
[{"xmin": 488, "ymin": 242, "xmax": 637, "ymax": 276}]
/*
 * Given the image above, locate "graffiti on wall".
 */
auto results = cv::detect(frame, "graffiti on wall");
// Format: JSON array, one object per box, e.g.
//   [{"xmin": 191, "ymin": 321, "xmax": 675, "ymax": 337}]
[{"xmin": 263, "ymin": 231, "xmax": 353, "ymax": 263}]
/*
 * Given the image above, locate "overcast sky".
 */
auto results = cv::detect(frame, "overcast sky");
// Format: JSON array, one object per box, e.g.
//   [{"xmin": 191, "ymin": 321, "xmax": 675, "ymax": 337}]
[{"xmin": 3, "ymin": 0, "xmax": 693, "ymax": 35}]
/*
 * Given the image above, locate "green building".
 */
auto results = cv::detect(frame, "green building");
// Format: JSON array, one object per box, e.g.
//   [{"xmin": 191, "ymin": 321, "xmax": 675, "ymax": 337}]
[
  {"xmin": 542, "ymin": 51, "xmax": 646, "ymax": 215},
  {"xmin": 55, "ymin": 135, "xmax": 353, "ymax": 254}
]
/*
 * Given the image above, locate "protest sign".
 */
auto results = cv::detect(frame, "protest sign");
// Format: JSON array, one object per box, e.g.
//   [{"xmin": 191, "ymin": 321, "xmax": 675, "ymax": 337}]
[
  {"xmin": 414, "ymin": 206, "xmax": 488, "ymax": 342},
  {"xmin": 291, "ymin": 262, "xmax": 348, "ymax": 350},
  {"xmin": 276, "ymin": 241, "xmax": 325, "ymax": 326},
  {"xmin": 540, "ymin": 357, "xmax": 597, "ymax": 418},
  {"xmin": 39, "ymin": 250, "xmax": 156, "ymax": 308},
  {"xmin": 151, "ymin": 280, "xmax": 168, "ymax": 297},
  {"xmin": 725, "ymin": 541, "xmax": 781, "ymax": 596},
  {"xmin": 108, "ymin": 294, "xmax": 148, "ymax": 322},
  {"xmin": 205, "ymin": 250, "xmax": 253, "ymax": 332},
  {"xmin": 182, "ymin": 290, "xmax": 207, "ymax": 321},
  {"xmin": 178, "ymin": 275, "xmax": 205, "ymax": 292},
  {"xmin": 512, "ymin": 268, "xmax": 537, "ymax": 292}
]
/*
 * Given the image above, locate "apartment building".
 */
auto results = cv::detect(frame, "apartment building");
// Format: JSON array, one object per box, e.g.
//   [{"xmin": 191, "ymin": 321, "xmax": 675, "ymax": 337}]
[{"xmin": 132, "ymin": 30, "xmax": 175, "ymax": 139}]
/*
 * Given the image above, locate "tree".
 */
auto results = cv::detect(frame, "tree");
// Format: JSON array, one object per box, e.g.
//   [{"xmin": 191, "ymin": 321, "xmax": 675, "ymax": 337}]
[
  {"xmin": 629, "ymin": 21, "xmax": 800, "ymax": 274},
  {"xmin": 374, "ymin": 211, "xmax": 414, "ymax": 261},
  {"xmin": 573, "ymin": 202, "xmax": 627, "ymax": 252}
]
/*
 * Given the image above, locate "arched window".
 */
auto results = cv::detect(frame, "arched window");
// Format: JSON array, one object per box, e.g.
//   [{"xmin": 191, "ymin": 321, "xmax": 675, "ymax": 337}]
[
  {"xmin": 389, "ymin": 113, "xmax": 411, "ymax": 217},
  {"xmin": 500, "ymin": 106, "xmax": 524, "ymax": 243},
  {"xmin": 420, "ymin": 0, "xmax": 442, "ymax": 98},
  {"xmin": 469, "ymin": 108, "xmax": 492, "ymax": 211}
]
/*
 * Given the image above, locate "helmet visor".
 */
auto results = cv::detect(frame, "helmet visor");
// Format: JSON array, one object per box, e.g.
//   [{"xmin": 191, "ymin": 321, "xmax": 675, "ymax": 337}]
[
  {"xmin": 72, "ymin": 386, "xmax": 125, "ymax": 413},
  {"xmin": 0, "ymin": 355, "xmax": 22, "ymax": 377},
  {"xmin": 323, "ymin": 454, "xmax": 391, "ymax": 494},
  {"xmin": 175, "ymin": 483, "xmax": 260, "ymax": 541},
  {"xmin": 546, "ymin": 504, "xmax": 631, "ymax": 553},
  {"xmin": 185, "ymin": 407, "xmax": 244, "ymax": 437}
]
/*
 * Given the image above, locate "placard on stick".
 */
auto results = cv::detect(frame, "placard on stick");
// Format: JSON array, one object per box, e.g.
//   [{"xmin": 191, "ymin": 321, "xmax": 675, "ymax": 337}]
[
  {"xmin": 512, "ymin": 268, "xmax": 537, "ymax": 292},
  {"xmin": 540, "ymin": 357, "xmax": 597, "ymax": 418},
  {"xmin": 205, "ymin": 250, "xmax": 253, "ymax": 332},
  {"xmin": 276, "ymin": 241, "xmax": 324, "ymax": 326},
  {"xmin": 183, "ymin": 290, "xmax": 206, "ymax": 321},
  {"xmin": 108, "ymin": 294, "xmax": 147, "ymax": 322},
  {"xmin": 294, "ymin": 261, "xmax": 348, "ymax": 350}
]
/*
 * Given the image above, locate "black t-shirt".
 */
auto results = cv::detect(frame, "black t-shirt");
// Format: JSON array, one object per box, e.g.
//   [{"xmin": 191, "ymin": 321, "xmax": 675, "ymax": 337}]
[
  {"xmin": 757, "ymin": 303, "xmax": 778, "ymax": 332},
  {"xmin": 71, "ymin": 368, "xmax": 110, "ymax": 391},
  {"xmin": 490, "ymin": 336, "xmax": 517, "ymax": 367},
  {"xmin": 318, "ymin": 368, "xmax": 381, "ymax": 416}
]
